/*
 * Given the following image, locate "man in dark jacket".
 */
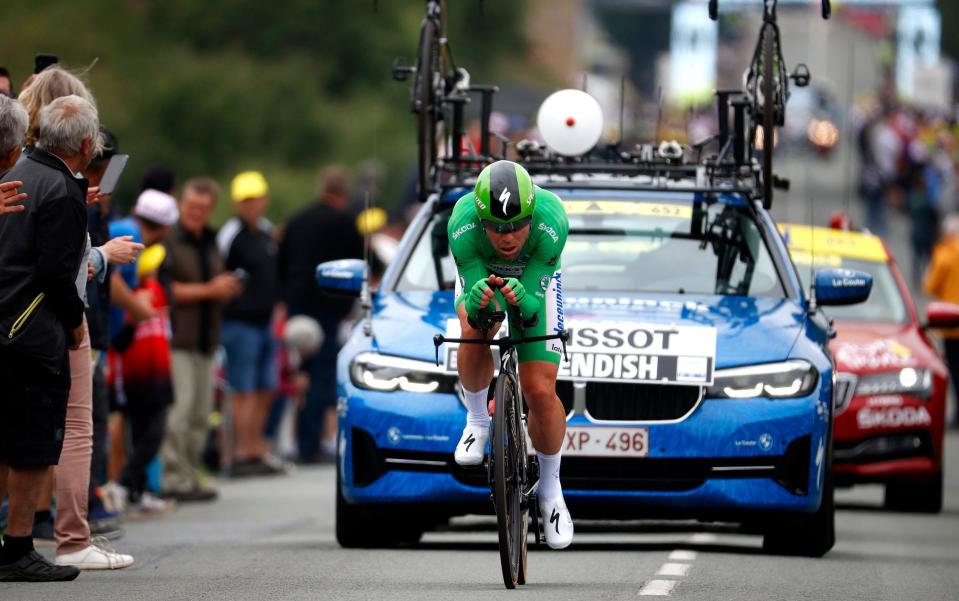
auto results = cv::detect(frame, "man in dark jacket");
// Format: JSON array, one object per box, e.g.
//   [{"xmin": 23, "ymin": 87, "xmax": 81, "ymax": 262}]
[
  {"xmin": 0, "ymin": 94, "xmax": 98, "ymax": 582},
  {"xmin": 278, "ymin": 165, "xmax": 363, "ymax": 462},
  {"xmin": 161, "ymin": 177, "xmax": 242, "ymax": 500}
]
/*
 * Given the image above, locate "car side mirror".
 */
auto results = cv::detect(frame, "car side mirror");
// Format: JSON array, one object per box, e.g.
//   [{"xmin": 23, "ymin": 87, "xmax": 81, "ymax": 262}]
[
  {"xmin": 814, "ymin": 268, "xmax": 872, "ymax": 306},
  {"xmin": 925, "ymin": 301, "xmax": 959, "ymax": 330},
  {"xmin": 316, "ymin": 259, "xmax": 366, "ymax": 297}
]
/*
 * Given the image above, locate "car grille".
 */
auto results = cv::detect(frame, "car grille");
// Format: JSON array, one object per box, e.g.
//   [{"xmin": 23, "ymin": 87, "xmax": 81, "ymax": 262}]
[
  {"xmin": 585, "ymin": 382, "xmax": 702, "ymax": 421},
  {"xmin": 834, "ymin": 372, "xmax": 857, "ymax": 414}
]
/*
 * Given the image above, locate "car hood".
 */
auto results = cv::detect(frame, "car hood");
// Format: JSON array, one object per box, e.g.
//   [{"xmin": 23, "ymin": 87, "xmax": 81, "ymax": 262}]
[
  {"xmin": 830, "ymin": 321, "xmax": 927, "ymax": 373},
  {"xmin": 368, "ymin": 291, "xmax": 806, "ymax": 369}
]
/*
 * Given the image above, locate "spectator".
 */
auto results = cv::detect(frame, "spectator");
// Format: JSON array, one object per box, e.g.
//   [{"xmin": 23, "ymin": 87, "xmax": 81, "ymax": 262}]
[
  {"xmin": 924, "ymin": 214, "xmax": 959, "ymax": 428},
  {"xmin": 108, "ymin": 190, "xmax": 179, "ymax": 513},
  {"xmin": 162, "ymin": 178, "xmax": 241, "ymax": 500},
  {"xmin": 81, "ymin": 128, "xmax": 124, "ymax": 535},
  {"xmin": 119, "ymin": 244, "xmax": 176, "ymax": 514},
  {"xmin": 0, "ymin": 67, "xmax": 12, "ymax": 97},
  {"xmin": 218, "ymin": 171, "xmax": 281, "ymax": 476},
  {"xmin": 0, "ymin": 94, "xmax": 28, "ymax": 214},
  {"xmin": 20, "ymin": 77, "xmax": 140, "ymax": 569},
  {"xmin": 17, "ymin": 66, "xmax": 95, "ymax": 151},
  {"xmin": 907, "ymin": 166, "xmax": 939, "ymax": 290},
  {"xmin": 0, "ymin": 95, "xmax": 96, "ymax": 582},
  {"xmin": 278, "ymin": 165, "xmax": 363, "ymax": 463}
]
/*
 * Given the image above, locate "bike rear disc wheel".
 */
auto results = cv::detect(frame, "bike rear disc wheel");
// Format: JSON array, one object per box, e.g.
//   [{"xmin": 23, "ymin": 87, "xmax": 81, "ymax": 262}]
[
  {"xmin": 761, "ymin": 22, "xmax": 776, "ymax": 208},
  {"xmin": 414, "ymin": 18, "xmax": 439, "ymax": 202},
  {"xmin": 492, "ymin": 370, "xmax": 525, "ymax": 589}
]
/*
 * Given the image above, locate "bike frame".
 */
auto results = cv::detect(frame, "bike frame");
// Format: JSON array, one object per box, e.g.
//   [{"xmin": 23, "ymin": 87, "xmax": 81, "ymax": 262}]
[{"xmin": 433, "ymin": 318, "xmax": 570, "ymax": 495}]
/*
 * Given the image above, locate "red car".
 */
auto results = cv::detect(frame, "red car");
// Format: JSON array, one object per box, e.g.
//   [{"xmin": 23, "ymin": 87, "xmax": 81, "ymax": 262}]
[{"xmin": 780, "ymin": 224, "xmax": 959, "ymax": 512}]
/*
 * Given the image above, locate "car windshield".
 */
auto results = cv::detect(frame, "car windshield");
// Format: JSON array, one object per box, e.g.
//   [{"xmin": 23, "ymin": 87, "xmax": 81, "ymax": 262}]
[
  {"xmin": 792, "ymin": 255, "xmax": 909, "ymax": 324},
  {"xmin": 396, "ymin": 195, "xmax": 785, "ymax": 298}
]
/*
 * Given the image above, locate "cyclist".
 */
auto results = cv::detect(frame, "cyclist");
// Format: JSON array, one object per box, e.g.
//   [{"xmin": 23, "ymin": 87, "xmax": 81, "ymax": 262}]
[{"xmin": 447, "ymin": 160, "xmax": 572, "ymax": 549}]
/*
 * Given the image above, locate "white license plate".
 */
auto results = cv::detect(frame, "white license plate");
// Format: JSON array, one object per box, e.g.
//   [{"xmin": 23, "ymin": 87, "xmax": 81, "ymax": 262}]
[{"xmin": 563, "ymin": 427, "xmax": 649, "ymax": 458}]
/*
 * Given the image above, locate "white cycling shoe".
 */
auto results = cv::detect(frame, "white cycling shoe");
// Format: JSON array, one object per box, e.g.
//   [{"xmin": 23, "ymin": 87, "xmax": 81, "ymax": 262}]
[
  {"xmin": 454, "ymin": 423, "xmax": 489, "ymax": 467},
  {"xmin": 539, "ymin": 493, "xmax": 574, "ymax": 549}
]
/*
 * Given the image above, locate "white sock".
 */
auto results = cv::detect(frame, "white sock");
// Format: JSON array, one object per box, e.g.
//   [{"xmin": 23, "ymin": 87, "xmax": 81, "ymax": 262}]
[
  {"xmin": 536, "ymin": 450, "xmax": 562, "ymax": 502},
  {"xmin": 462, "ymin": 385, "xmax": 490, "ymax": 428}
]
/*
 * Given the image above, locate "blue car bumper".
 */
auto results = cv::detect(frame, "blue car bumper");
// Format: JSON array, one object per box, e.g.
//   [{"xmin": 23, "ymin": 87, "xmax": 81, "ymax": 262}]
[{"xmin": 338, "ymin": 381, "xmax": 829, "ymax": 518}]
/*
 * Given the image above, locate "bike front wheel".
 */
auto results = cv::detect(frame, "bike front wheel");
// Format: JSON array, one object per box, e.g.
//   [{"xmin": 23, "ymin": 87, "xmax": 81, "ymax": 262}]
[{"xmin": 491, "ymin": 369, "xmax": 528, "ymax": 589}]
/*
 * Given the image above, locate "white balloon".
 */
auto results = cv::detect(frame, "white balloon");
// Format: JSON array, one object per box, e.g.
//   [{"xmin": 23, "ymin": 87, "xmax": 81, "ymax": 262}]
[{"xmin": 536, "ymin": 89, "xmax": 604, "ymax": 157}]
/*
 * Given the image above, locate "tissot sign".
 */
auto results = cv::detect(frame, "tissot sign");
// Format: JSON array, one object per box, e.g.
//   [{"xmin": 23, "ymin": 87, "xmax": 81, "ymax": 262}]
[{"xmin": 443, "ymin": 319, "xmax": 717, "ymax": 386}]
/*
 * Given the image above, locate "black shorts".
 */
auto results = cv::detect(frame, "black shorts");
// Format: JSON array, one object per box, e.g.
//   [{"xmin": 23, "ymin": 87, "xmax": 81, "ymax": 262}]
[{"xmin": 0, "ymin": 347, "xmax": 70, "ymax": 469}]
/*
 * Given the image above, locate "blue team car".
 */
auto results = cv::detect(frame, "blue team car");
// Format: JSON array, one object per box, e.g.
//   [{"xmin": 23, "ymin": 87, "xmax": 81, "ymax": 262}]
[{"xmin": 320, "ymin": 159, "xmax": 871, "ymax": 557}]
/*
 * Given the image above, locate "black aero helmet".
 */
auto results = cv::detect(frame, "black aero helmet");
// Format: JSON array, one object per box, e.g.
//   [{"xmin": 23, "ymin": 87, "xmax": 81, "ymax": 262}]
[{"xmin": 473, "ymin": 160, "xmax": 535, "ymax": 233}]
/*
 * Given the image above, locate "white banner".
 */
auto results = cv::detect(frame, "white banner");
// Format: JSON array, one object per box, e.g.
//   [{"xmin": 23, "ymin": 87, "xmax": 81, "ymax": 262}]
[{"xmin": 441, "ymin": 319, "xmax": 716, "ymax": 385}]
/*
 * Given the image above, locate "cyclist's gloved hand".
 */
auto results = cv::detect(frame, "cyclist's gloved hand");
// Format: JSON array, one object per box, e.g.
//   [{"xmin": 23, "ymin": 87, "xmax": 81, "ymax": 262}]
[
  {"xmin": 499, "ymin": 277, "xmax": 539, "ymax": 320},
  {"xmin": 465, "ymin": 279, "xmax": 494, "ymax": 321}
]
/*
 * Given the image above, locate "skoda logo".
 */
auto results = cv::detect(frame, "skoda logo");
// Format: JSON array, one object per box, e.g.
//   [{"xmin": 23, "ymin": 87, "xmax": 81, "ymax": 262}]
[
  {"xmin": 759, "ymin": 433, "xmax": 773, "ymax": 450},
  {"xmin": 387, "ymin": 427, "xmax": 402, "ymax": 445}
]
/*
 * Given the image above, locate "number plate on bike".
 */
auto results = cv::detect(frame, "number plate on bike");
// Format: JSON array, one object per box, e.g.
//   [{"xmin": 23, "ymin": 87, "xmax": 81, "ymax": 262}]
[{"xmin": 563, "ymin": 427, "xmax": 649, "ymax": 457}]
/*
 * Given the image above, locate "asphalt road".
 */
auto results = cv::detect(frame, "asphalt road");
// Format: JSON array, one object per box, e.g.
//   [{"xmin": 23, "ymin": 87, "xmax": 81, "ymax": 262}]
[{"xmin": 2, "ymin": 430, "xmax": 956, "ymax": 600}]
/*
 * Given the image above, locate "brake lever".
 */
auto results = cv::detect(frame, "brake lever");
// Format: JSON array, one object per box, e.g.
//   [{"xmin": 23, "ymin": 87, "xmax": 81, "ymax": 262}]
[
  {"xmin": 433, "ymin": 334, "xmax": 443, "ymax": 367},
  {"xmin": 559, "ymin": 330, "xmax": 570, "ymax": 363}
]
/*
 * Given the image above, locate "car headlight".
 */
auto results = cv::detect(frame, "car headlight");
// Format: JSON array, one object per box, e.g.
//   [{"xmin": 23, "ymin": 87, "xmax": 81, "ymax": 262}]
[
  {"xmin": 706, "ymin": 360, "xmax": 819, "ymax": 399},
  {"xmin": 855, "ymin": 368, "xmax": 931, "ymax": 399},
  {"xmin": 350, "ymin": 352, "xmax": 456, "ymax": 393}
]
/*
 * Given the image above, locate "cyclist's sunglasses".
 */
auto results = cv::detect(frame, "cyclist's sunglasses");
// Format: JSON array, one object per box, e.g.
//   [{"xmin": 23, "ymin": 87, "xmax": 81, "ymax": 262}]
[{"xmin": 482, "ymin": 216, "xmax": 532, "ymax": 234}]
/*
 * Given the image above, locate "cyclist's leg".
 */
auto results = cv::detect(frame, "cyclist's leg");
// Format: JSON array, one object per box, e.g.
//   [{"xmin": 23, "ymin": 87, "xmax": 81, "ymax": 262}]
[
  {"xmin": 452, "ymin": 298, "xmax": 500, "ymax": 466},
  {"xmin": 515, "ymin": 267, "xmax": 565, "ymax": 455},
  {"xmin": 515, "ymin": 270, "xmax": 573, "ymax": 549},
  {"xmin": 519, "ymin": 361, "xmax": 564, "ymax": 454}
]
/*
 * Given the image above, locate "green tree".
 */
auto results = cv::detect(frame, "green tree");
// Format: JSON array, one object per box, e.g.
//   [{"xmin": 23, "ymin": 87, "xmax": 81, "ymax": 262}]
[{"xmin": 0, "ymin": 0, "xmax": 527, "ymax": 223}]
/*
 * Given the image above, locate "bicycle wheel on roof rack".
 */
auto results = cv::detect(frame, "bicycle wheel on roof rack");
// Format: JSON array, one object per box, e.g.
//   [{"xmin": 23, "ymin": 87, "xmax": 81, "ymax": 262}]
[
  {"xmin": 760, "ymin": 22, "xmax": 776, "ymax": 208},
  {"xmin": 414, "ymin": 18, "xmax": 440, "ymax": 202}
]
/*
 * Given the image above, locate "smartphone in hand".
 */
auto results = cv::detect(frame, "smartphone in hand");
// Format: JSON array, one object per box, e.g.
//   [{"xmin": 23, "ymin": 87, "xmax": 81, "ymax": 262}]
[{"xmin": 97, "ymin": 154, "xmax": 129, "ymax": 196}]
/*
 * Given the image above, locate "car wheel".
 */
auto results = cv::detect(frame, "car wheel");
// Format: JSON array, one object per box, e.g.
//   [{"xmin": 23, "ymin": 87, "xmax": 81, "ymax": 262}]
[
  {"xmin": 763, "ymin": 443, "xmax": 836, "ymax": 557},
  {"xmin": 884, "ymin": 471, "xmax": 943, "ymax": 514},
  {"xmin": 335, "ymin": 464, "xmax": 424, "ymax": 548}
]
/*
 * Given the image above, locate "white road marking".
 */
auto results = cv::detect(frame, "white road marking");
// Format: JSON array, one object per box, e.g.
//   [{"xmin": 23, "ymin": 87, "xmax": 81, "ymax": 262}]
[
  {"xmin": 668, "ymin": 550, "xmax": 698, "ymax": 561},
  {"xmin": 639, "ymin": 579, "xmax": 679, "ymax": 596},
  {"xmin": 689, "ymin": 533, "xmax": 718, "ymax": 543},
  {"xmin": 657, "ymin": 563, "xmax": 692, "ymax": 577}
]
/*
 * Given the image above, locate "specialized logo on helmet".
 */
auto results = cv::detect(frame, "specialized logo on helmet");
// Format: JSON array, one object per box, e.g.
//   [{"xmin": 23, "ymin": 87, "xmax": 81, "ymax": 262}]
[
  {"xmin": 499, "ymin": 187, "xmax": 511, "ymax": 215},
  {"xmin": 475, "ymin": 160, "xmax": 534, "ymax": 223}
]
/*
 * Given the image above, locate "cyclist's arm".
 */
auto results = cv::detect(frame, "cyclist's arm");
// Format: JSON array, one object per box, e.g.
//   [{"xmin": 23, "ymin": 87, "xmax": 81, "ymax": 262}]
[
  {"xmin": 515, "ymin": 201, "xmax": 569, "ymax": 321},
  {"xmin": 454, "ymin": 253, "xmax": 491, "ymax": 313}
]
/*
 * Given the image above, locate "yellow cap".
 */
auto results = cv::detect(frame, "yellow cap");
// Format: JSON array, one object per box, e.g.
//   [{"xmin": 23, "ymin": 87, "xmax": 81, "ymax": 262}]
[
  {"xmin": 231, "ymin": 170, "xmax": 269, "ymax": 203},
  {"xmin": 137, "ymin": 244, "xmax": 167, "ymax": 279}
]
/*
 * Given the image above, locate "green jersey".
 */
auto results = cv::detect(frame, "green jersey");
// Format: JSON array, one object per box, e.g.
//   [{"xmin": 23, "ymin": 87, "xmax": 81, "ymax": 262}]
[{"xmin": 448, "ymin": 186, "xmax": 569, "ymax": 321}]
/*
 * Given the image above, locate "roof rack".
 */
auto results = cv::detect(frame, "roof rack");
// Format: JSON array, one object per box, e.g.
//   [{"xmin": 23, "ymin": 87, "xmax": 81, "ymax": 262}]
[{"xmin": 432, "ymin": 88, "xmax": 766, "ymax": 200}]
